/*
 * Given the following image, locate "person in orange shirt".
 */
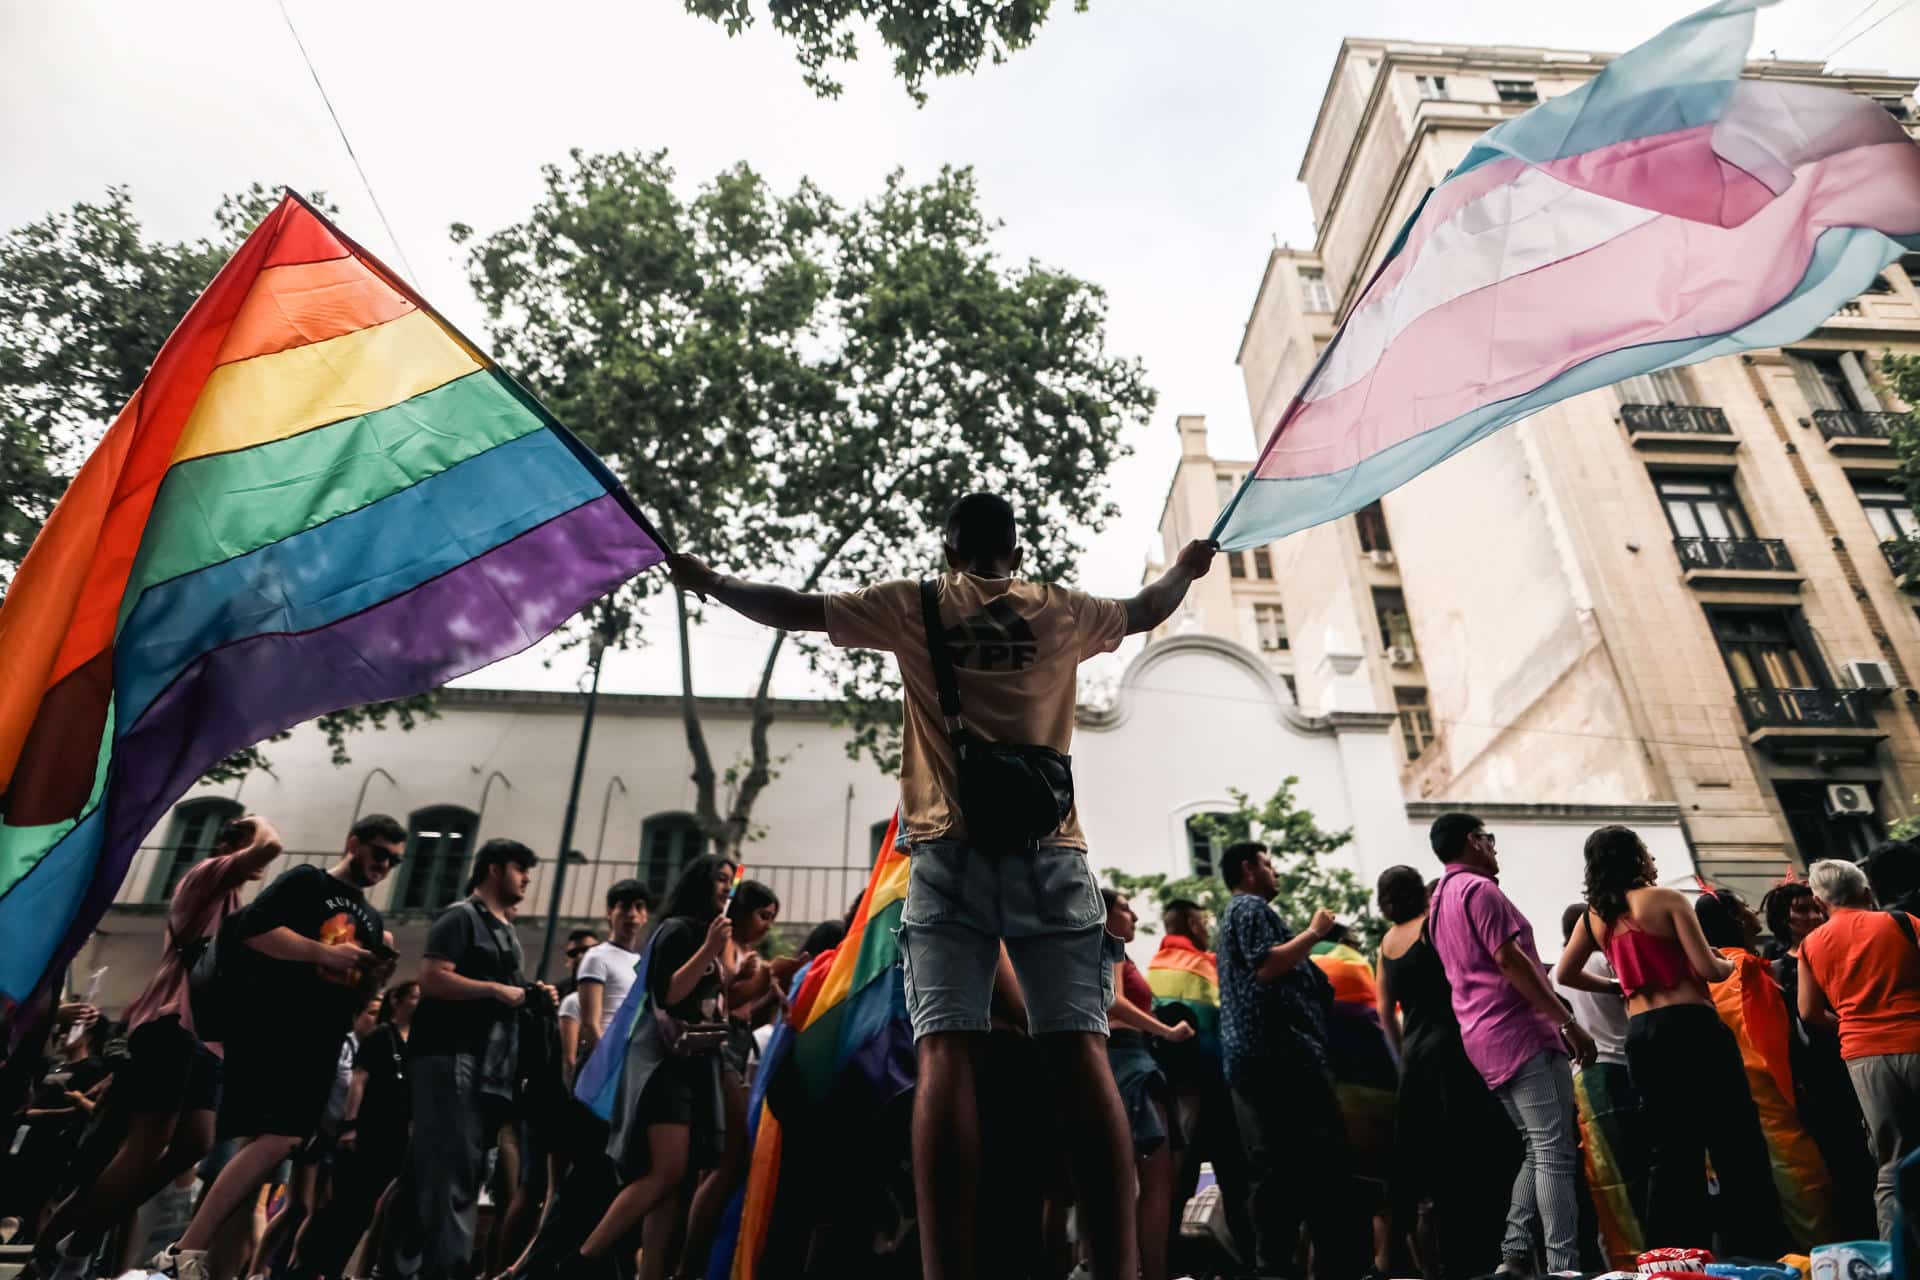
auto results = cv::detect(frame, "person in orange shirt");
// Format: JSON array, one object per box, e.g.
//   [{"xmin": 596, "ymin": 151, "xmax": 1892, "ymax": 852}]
[{"xmin": 1798, "ymin": 857, "xmax": 1920, "ymax": 1242}]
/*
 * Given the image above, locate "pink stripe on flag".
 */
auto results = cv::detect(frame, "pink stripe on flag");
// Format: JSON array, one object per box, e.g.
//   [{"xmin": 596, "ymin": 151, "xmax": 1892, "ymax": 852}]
[{"xmin": 1254, "ymin": 142, "xmax": 1920, "ymax": 482}]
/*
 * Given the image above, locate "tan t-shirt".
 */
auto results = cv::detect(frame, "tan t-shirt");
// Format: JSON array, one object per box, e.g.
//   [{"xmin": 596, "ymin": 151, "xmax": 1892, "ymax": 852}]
[{"xmin": 825, "ymin": 572, "xmax": 1127, "ymax": 849}]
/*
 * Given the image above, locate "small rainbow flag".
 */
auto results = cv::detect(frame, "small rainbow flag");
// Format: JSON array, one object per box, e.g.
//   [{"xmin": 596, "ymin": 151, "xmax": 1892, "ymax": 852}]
[
  {"xmin": 710, "ymin": 812, "xmax": 912, "ymax": 1279},
  {"xmin": 1213, "ymin": 0, "xmax": 1920, "ymax": 549},
  {"xmin": 0, "ymin": 192, "xmax": 665, "ymax": 1010}
]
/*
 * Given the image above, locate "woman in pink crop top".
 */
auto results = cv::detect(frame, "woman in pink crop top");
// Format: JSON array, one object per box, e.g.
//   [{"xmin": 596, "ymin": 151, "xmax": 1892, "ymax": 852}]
[{"xmin": 1553, "ymin": 826, "xmax": 1786, "ymax": 1256}]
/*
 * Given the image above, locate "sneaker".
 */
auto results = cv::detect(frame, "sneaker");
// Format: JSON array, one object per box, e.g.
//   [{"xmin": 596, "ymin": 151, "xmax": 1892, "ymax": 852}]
[
  {"xmin": 148, "ymin": 1246, "xmax": 209, "ymax": 1280},
  {"xmin": 149, "ymin": 1246, "xmax": 181, "ymax": 1278}
]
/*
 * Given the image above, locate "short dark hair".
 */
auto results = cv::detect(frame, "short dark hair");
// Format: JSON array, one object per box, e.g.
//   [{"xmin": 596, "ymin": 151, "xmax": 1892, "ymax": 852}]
[
  {"xmin": 567, "ymin": 928, "xmax": 600, "ymax": 945},
  {"xmin": 1376, "ymin": 865, "xmax": 1428, "ymax": 925},
  {"xmin": 1099, "ymin": 886, "xmax": 1123, "ymax": 912},
  {"xmin": 800, "ymin": 918, "xmax": 847, "ymax": 958},
  {"xmin": 1220, "ymin": 841, "xmax": 1268, "ymax": 890},
  {"xmin": 1560, "ymin": 902, "xmax": 1588, "ymax": 944},
  {"xmin": 1163, "ymin": 898, "xmax": 1205, "ymax": 938},
  {"xmin": 351, "ymin": 813, "xmax": 406, "ymax": 848},
  {"xmin": 1759, "ymin": 880, "xmax": 1814, "ymax": 946},
  {"xmin": 944, "ymin": 493, "xmax": 1018, "ymax": 563},
  {"xmin": 727, "ymin": 880, "xmax": 779, "ymax": 924},
  {"xmin": 468, "ymin": 838, "xmax": 537, "ymax": 893},
  {"xmin": 1429, "ymin": 812, "xmax": 1483, "ymax": 862},
  {"xmin": 606, "ymin": 879, "xmax": 653, "ymax": 912},
  {"xmin": 1694, "ymin": 889, "xmax": 1746, "ymax": 950}
]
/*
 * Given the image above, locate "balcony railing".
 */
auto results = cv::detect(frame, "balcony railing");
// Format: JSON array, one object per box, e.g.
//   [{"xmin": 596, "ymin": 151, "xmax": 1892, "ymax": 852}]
[
  {"xmin": 1813, "ymin": 410, "xmax": 1901, "ymax": 441},
  {"xmin": 114, "ymin": 847, "xmax": 874, "ymax": 927},
  {"xmin": 1673, "ymin": 536, "xmax": 1794, "ymax": 573},
  {"xmin": 1735, "ymin": 687, "xmax": 1873, "ymax": 731},
  {"xmin": 1621, "ymin": 403, "xmax": 1733, "ymax": 436}
]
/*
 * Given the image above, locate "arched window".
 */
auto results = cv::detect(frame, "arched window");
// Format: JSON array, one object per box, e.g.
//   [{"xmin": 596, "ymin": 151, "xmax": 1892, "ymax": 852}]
[
  {"xmin": 640, "ymin": 812, "xmax": 705, "ymax": 897},
  {"xmin": 1186, "ymin": 813, "xmax": 1231, "ymax": 879},
  {"xmin": 869, "ymin": 819, "xmax": 894, "ymax": 864},
  {"xmin": 148, "ymin": 797, "xmax": 243, "ymax": 902},
  {"xmin": 396, "ymin": 805, "xmax": 477, "ymax": 913}
]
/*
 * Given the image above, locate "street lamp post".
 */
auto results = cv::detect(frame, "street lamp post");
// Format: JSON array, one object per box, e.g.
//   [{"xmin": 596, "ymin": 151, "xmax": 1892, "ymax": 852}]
[
  {"xmin": 594, "ymin": 775, "xmax": 628, "ymax": 862},
  {"xmin": 538, "ymin": 624, "xmax": 611, "ymax": 979},
  {"xmin": 351, "ymin": 766, "xmax": 397, "ymax": 824}
]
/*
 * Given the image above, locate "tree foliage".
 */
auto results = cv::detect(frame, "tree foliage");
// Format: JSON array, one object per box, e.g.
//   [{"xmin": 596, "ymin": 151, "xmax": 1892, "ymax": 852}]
[
  {"xmin": 686, "ymin": 0, "xmax": 1088, "ymax": 104},
  {"xmin": 0, "ymin": 185, "xmax": 435, "ymax": 781},
  {"xmin": 456, "ymin": 150, "xmax": 1152, "ymax": 855},
  {"xmin": 1103, "ymin": 777, "xmax": 1380, "ymax": 950}
]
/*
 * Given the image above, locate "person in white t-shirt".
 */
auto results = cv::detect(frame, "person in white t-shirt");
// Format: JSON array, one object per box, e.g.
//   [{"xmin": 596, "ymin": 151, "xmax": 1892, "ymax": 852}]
[
  {"xmin": 556, "ymin": 928, "xmax": 599, "ymax": 1084},
  {"xmin": 576, "ymin": 879, "xmax": 654, "ymax": 1060}
]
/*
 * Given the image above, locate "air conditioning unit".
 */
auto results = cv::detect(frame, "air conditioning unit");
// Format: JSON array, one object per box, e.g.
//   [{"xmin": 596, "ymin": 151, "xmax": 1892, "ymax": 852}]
[
  {"xmin": 1826, "ymin": 783, "xmax": 1874, "ymax": 817},
  {"xmin": 1386, "ymin": 645, "xmax": 1417, "ymax": 667},
  {"xmin": 1844, "ymin": 658, "xmax": 1897, "ymax": 691},
  {"xmin": 1369, "ymin": 549, "xmax": 1397, "ymax": 568}
]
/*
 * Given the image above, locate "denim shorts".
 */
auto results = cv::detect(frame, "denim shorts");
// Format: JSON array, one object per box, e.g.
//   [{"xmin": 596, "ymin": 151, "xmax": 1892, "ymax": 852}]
[{"xmin": 897, "ymin": 841, "xmax": 1113, "ymax": 1040}]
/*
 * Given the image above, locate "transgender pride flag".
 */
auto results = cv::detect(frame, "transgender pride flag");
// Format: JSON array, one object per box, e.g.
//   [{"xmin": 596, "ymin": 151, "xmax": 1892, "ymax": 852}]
[{"xmin": 1214, "ymin": 0, "xmax": 1920, "ymax": 549}]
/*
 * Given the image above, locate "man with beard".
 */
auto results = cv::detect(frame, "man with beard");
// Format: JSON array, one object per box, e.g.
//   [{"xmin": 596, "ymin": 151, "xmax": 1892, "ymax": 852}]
[
  {"xmin": 379, "ymin": 838, "xmax": 555, "ymax": 1280},
  {"xmin": 152, "ymin": 815, "xmax": 402, "ymax": 1280}
]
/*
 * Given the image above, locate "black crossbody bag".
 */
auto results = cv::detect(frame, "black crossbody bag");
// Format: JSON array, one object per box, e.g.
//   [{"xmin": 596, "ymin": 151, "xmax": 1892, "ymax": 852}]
[{"xmin": 918, "ymin": 578, "xmax": 1075, "ymax": 854}]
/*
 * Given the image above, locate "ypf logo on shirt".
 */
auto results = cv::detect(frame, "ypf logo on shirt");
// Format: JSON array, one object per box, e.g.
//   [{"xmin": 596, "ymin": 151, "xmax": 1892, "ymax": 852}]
[{"xmin": 943, "ymin": 601, "xmax": 1038, "ymax": 672}]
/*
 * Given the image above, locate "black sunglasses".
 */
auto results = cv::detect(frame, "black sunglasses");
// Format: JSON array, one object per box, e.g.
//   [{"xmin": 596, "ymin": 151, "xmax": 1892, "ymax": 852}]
[
  {"xmin": 369, "ymin": 846, "xmax": 405, "ymax": 868},
  {"xmin": 565, "ymin": 946, "xmax": 589, "ymax": 960}
]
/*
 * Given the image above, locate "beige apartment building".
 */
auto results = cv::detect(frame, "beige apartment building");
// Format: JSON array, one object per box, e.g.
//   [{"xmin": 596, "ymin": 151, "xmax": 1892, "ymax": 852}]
[{"xmin": 1156, "ymin": 40, "xmax": 1920, "ymax": 895}]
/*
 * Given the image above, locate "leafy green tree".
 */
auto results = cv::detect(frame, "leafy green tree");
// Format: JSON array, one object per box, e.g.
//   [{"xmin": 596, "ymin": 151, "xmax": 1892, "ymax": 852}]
[
  {"xmin": 686, "ymin": 0, "xmax": 1087, "ymax": 104},
  {"xmin": 1103, "ymin": 776, "xmax": 1380, "ymax": 949},
  {"xmin": 457, "ymin": 150, "xmax": 1151, "ymax": 857},
  {"xmin": 0, "ymin": 185, "xmax": 434, "ymax": 781}
]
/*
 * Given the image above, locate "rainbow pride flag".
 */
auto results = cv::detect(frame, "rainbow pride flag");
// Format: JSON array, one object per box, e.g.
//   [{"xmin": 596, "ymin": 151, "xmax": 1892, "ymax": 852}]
[
  {"xmin": 1146, "ymin": 933, "xmax": 1219, "ymax": 1055},
  {"xmin": 0, "ymin": 192, "xmax": 665, "ymax": 1009},
  {"xmin": 1214, "ymin": 0, "xmax": 1920, "ymax": 549},
  {"xmin": 710, "ymin": 812, "xmax": 913, "ymax": 1279}
]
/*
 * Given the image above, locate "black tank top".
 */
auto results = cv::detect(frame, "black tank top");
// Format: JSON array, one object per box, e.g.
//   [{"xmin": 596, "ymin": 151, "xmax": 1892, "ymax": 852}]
[{"xmin": 1379, "ymin": 929, "xmax": 1463, "ymax": 1066}]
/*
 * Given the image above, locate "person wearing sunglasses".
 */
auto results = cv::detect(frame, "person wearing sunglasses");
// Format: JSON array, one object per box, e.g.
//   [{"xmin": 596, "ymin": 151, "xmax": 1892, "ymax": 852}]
[
  {"xmin": 555, "ymin": 929, "xmax": 600, "ymax": 1086},
  {"xmin": 1426, "ymin": 813, "xmax": 1595, "ymax": 1280},
  {"xmin": 152, "ymin": 814, "xmax": 403, "ymax": 1280}
]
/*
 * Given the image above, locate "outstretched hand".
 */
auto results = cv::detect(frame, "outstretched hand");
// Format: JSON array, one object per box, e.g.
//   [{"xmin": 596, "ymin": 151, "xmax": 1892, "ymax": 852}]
[
  {"xmin": 1175, "ymin": 539, "xmax": 1217, "ymax": 579},
  {"xmin": 667, "ymin": 553, "xmax": 720, "ymax": 601}
]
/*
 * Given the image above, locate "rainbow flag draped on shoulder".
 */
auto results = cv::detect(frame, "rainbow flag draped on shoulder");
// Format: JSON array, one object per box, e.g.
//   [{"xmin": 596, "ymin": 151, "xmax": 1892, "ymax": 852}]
[
  {"xmin": 708, "ymin": 813, "xmax": 914, "ymax": 1280},
  {"xmin": 0, "ymin": 192, "xmax": 665, "ymax": 1011},
  {"xmin": 1214, "ymin": 0, "xmax": 1920, "ymax": 549},
  {"xmin": 1146, "ymin": 934, "xmax": 1219, "ymax": 1055}
]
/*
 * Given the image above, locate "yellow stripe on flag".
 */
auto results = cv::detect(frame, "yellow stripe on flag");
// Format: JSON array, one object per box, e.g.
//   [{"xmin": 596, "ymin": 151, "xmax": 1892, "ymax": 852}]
[{"xmin": 172, "ymin": 310, "xmax": 480, "ymax": 462}]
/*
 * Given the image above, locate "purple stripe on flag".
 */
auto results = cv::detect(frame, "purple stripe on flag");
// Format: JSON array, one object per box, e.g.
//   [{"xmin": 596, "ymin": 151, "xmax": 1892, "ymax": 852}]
[{"xmin": 63, "ymin": 494, "xmax": 657, "ymax": 971}]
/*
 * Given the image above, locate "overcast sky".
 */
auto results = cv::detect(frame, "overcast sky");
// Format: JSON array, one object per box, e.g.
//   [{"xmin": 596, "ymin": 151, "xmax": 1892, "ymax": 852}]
[{"xmin": 4, "ymin": 0, "xmax": 1912, "ymax": 699}]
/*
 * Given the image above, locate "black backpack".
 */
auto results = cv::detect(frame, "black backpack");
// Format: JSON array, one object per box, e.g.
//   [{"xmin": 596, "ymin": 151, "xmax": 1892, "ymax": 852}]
[
  {"xmin": 918, "ymin": 578, "xmax": 1075, "ymax": 854},
  {"xmin": 178, "ymin": 909, "xmax": 243, "ymax": 1044}
]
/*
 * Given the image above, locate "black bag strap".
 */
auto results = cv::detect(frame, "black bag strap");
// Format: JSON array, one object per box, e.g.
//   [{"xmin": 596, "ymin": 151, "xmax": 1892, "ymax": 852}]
[
  {"xmin": 919, "ymin": 578, "xmax": 965, "ymax": 735},
  {"xmin": 1889, "ymin": 908, "xmax": 1920, "ymax": 953}
]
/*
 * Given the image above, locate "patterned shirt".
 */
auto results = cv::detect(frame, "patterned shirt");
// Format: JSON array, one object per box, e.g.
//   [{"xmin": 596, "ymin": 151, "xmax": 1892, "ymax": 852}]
[{"xmin": 1216, "ymin": 893, "xmax": 1332, "ymax": 1085}]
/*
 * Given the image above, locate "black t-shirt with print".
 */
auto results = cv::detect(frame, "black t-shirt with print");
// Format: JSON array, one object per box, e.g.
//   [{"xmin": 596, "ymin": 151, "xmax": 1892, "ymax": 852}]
[
  {"xmin": 235, "ymin": 864, "xmax": 385, "ymax": 1032},
  {"xmin": 409, "ymin": 898, "xmax": 524, "ymax": 1058},
  {"xmin": 647, "ymin": 918, "xmax": 724, "ymax": 1024}
]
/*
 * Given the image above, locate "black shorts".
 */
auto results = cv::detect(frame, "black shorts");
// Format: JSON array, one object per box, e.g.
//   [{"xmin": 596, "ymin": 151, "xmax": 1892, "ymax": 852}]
[
  {"xmin": 122, "ymin": 1016, "xmax": 222, "ymax": 1117},
  {"xmin": 218, "ymin": 1024, "xmax": 340, "ymax": 1141}
]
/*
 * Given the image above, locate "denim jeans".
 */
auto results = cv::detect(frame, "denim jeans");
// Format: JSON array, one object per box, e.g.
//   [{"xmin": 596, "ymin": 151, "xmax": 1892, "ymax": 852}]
[{"xmin": 1494, "ymin": 1051, "xmax": 1580, "ymax": 1272}]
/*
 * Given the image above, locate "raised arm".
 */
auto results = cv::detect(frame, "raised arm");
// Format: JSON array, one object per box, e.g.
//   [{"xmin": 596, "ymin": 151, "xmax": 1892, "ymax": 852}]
[
  {"xmin": 1123, "ymin": 540, "xmax": 1217, "ymax": 635},
  {"xmin": 667, "ymin": 554, "xmax": 828, "ymax": 633},
  {"xmin": 1256, "ymin": 908, "xmax": 1334, "ymax": 982}
]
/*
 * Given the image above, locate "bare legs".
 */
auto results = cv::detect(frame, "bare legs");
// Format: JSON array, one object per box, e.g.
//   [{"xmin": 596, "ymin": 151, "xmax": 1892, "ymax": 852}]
[
  {"xmin": 678, "ymin": 1070, "xmax": 748, "ymax": 1275},
  {"xmin": 577, "ymin": 1126, "xmax": 688, "ymax": 1262}
]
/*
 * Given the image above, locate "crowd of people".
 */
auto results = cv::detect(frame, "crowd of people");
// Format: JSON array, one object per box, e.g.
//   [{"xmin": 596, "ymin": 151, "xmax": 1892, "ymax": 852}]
[{"xmin": 2, "ymin": 491, "xmax": 1918, "ymax": 1280}]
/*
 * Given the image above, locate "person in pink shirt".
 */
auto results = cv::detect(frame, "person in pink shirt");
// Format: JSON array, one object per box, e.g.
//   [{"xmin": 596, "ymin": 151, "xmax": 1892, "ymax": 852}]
[
  {"xmin": 28, "ymin": 815, "xmax": 283, "ymax": 1280},
  {"xmin": 1425, "ymin": 813, "xmax": 1594, "ymax": 1278}
]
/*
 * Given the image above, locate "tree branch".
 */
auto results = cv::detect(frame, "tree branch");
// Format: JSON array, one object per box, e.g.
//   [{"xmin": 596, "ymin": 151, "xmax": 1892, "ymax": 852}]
[{"xmin": 673, "ymin": 584, "xmax": 724, "ymax": 843}]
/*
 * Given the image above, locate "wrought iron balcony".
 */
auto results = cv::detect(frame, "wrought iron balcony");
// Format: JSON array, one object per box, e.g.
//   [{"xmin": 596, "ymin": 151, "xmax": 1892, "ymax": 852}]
[
  {"xmin": 1881, "ymin": 539, "xmax": 1920, "ymax": 590},
  {"xmin": 1735, "ymin": 687, "xmax": 1873, "ymax": 731},
  {"xmin": 1813, "ymin": 410, "xmax": 1901, "ymax": 441},
  {"xmin": 1673, "ymin": 537, "xmax": 1793, "ymax": 573},
  {"xmin": 1621, "ymin": 403, "xmax": 1733, "ymax": 437}
]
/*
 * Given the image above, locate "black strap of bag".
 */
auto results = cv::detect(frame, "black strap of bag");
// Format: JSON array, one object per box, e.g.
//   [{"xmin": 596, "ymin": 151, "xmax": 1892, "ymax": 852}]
[
  {"xmin": 918, "ymin": 578, "xmax": 1075, "ymax": 854},
  {"xmin": 1889, "ymin": 908, "xmax": 1920, "ymax": 952}
]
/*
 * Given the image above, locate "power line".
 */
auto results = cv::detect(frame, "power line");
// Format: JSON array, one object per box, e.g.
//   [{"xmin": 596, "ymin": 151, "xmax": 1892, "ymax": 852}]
[
  {"xmin": 274, "ymin": 0, "xmax": 418, "ymax": 280},
  {"xmin": 1824, "ymin": 0, "xmax": 1915, "ymax": 62},
  {"xmin": 1821, "ymin": 0, "xmax": 1892, "ymax": 60}
]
